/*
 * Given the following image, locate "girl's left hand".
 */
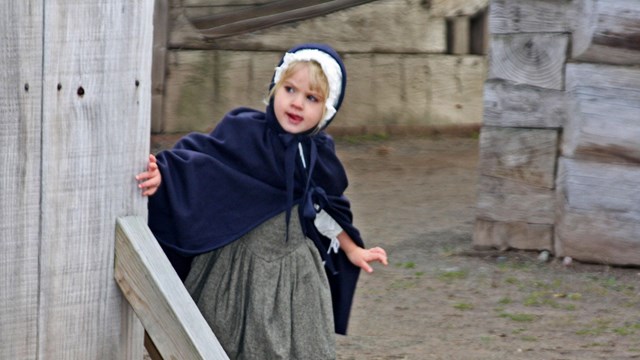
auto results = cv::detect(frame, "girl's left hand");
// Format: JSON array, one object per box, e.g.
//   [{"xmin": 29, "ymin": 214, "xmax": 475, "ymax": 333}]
[{"xmin": 345, "ymin": 246, "xmax": 388, "ymax": 273}]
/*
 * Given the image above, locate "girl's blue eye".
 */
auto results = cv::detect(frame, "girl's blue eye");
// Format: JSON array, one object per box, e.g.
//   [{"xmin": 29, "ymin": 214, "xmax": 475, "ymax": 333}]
[
  {"xmin": 285, "ymin": 86, "xmax": 295, "ymax": 93},
  {"xmin": 307, "ymin": 95, "xmax": 318, "ymax": 102}
]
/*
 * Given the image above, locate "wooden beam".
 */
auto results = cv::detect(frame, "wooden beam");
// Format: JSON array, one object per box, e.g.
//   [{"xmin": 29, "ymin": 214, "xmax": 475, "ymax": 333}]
[
  {"xmin": 488, "ymin": 33, "xmax": 569, "ymax": 90},
  {"xmin": 474, "ymin": 219, "xmax": 552, "ymax": 251},
  {"xmin": 114, "ymin": 216, "xmax": 229, "ymax": 360},
  {"xmin": 478, "ymin": 127, "xmax": 559, "ymax": 189},
  {"xmin": 489, "ymin": 0, "xmax": 573, "ymax": 34},
  {"xmin": 476, "ymin": 175, "xmax": 555, "ymax": 225},
  {"xmin": 430, "ymin": 0, "xmax": 488, "ymax": 17},
  {"xmin": 555, "ymin": 157, "xmax": 640, "ymax": 266},
  {"xmin": 563, "ymin": 63, "xmax": 640, "ymax": 164},
  {"xmin": 37, "ymin": 1, "xmax": 154, "ymax": 358},
  {"xmin": 483, "ymin": 79, "xmax": 566, "ymax": 128},
  {"xmin": 192, "ymin": 0, "xmax": 376, "ymax": 39},
  {"xmin": 572, "ymin": 0, "xmax": 640, "ymax": 65}
]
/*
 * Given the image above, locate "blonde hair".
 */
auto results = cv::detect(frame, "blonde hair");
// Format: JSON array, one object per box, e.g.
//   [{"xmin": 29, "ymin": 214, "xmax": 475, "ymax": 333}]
[{"xmin": 268, "ymin": 60, "xmax": 330, "ymax": 114}]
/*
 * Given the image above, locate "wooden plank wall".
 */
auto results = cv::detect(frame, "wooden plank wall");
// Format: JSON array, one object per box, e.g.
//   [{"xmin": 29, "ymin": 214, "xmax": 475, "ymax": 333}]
[
  {"xmin": 0, "ymin": 2, "xmax": 43, "ymax": 358},
  {"xmin": 1, "ymin": 0, "xmax": 155, "ymax": 358},
  {"xmin": 154, "ymin": 0, "xmax": 489, "ymax": 133},
  {"xmin": 475, "ymin": 0, "xmax": 640, "ymax": 266}
]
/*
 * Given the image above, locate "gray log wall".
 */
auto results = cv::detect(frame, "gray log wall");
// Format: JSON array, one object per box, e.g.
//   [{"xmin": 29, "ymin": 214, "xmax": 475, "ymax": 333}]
[{"xmin": 474, "ymin": 0, "xmax": 640, "ymax": 266}]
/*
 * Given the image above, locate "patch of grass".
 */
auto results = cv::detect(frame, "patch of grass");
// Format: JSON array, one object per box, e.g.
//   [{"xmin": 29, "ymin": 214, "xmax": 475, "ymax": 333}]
[
  {"xmin": 581, "ymin": 342, "xmax": 608, "ymax": 348},
  {"xmin": 576, "ymin": 328, "xmax": 607, "ymax": 336},
  {"xmin": 388, "ymin": 278, "xmax": 419, "ymax": 290},
  {"xmin": 453, "ymin": 302, "xmax": 474, "ymax": 311},
  {"xmin": 576, "ymin": 319, "xmax": 612, "ymax": 336},
  {"xmin": 567, "ymin": 293, "xmax": 582, "ymax": 301},
  {"xmin": 437, "ymin": 268, "xmax": 468, "ymax": 283},
  {"xmin": 479, "ymin": 336, "xmax": 493, "ymax": 343},
  {"xmin": 438, "ymin": 244, "xmax": 460, "ymax": 257},
  {"xmin": 613, "ymin": 322, "xmax": 640, "ymax": 336},
  {"xmin": 498, "ymin": 297, "xmax": 512, "ymax": 305},
  {"xmin": 523, "ymin": 291, "xmax": 553, "ymax": 307},
  {"xmin": 497, "ymin": 260, "xmax": 530, "ymax": 271},
  {"xmin": 520, "ymin": 335, "xmax": 538, "ymax": 342},
  {"xmin": 499, "ymin": 312, "xmax": 537, "ymax": 322},
  {"xmin": 504, "ymin": 276, "xmax": 520, "ymax": 286},
  {"xmin": 396, "ymin": 261, "xmax": 416, "ymax": 269}
]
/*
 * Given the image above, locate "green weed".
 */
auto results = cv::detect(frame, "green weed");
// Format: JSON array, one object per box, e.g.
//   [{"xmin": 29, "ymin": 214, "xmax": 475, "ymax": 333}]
[
  {"xmin": 454, "ymin": 302, "xmax": 474, "ymax": 311},
  {"xmin": 499, "ymin": 312, "xmax": 537, "ymax": 322},
  {"xmin": 437, "ymin": 269, "xmax": 468, "ymax": 283}
]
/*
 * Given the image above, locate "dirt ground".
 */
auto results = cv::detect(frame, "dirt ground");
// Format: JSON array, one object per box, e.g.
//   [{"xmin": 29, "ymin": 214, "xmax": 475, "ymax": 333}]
[
  {"xmin": 332, "ymin": 136, "xmax": 640, "ymax": 360},
  {"xmin": 150, "ymin": 134, "xmax": 640, "ymax": 360}
]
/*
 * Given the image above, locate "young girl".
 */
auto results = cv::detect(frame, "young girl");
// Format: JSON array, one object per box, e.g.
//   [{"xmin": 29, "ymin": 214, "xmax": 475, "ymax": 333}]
[{"xmin": 136, "ymin": 43, "xmax": 387, "ymax": 359}]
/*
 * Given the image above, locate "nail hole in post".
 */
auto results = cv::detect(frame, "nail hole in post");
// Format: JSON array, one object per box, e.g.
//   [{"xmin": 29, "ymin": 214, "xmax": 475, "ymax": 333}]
[
  {"xmin": 57, "ymin": 83, "xmax": 62, "ymax": 91},
  {"xmin": 24, "ymin": 83, "xmax": 29, "ymax": 92},
  {"xmin": 135, "ymin": 80, "xmax": 140, "ymax": 87},
  {"xmin": 77, "ymin": 86, "xmax": 85, "ymax": 97}
]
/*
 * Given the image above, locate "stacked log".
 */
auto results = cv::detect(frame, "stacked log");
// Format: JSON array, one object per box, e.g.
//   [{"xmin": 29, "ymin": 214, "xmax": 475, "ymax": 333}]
[
  {"xmin": 475, "ymin": 0, "xmax": 640, "ymax": 266},
  {"xmin": 474, "ymin": 0, "xmax": 570, "ymax": 251}
]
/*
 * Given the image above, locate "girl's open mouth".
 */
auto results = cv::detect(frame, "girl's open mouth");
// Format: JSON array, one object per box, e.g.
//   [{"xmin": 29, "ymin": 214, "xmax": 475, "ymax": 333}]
[{"xmin": 287, "ymin": 113, "xmax": 303, "ymax": 123}]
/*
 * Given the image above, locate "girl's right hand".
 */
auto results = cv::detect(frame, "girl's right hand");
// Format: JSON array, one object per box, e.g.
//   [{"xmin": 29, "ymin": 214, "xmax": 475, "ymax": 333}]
[{"xmin": 136, "ymin": 154, "xmax": 161, "ymax": 196}]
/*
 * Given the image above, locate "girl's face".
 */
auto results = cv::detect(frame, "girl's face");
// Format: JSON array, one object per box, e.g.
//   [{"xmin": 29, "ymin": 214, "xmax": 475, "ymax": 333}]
[{"xmin": 273, "ymin": 64, "xmax": 325, "ymax": 134}]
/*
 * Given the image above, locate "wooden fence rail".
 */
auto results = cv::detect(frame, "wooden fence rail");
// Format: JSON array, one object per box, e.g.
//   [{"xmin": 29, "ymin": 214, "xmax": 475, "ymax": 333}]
[{"xmin": 114, "ymin": 216, "xmax": 228, "ymax": 360}]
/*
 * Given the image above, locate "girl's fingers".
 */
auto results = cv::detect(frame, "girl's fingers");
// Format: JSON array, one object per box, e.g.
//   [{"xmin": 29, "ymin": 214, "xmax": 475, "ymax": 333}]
[
  {"xmin": 368, "ymin": 247, "xmax": 388, "ymax": 265},
  {"xmin": 358, "ymin": 260, "xmax": 373, "ymax": 273}
]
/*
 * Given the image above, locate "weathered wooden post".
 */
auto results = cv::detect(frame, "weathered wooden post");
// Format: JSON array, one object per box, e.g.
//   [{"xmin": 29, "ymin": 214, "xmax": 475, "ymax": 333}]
[{"xmin": 1, "ymin": 1, "xmax": 153, "ymax": 358}]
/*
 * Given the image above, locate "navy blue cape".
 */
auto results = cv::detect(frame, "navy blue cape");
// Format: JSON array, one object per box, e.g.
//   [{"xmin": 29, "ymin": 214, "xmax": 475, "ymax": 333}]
[{"xmin": 148, "ymin": 106, "xmax": 363, "ymax": 334}]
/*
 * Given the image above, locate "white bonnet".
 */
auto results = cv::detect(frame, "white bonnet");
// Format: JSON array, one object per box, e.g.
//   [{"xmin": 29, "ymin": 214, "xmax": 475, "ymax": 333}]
[{"xmin": 273, "ymin": 49, "xmax": 343, "ymax": 129}]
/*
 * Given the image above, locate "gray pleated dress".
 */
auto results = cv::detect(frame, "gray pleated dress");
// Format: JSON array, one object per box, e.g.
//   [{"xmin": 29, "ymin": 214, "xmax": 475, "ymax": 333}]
[{"xmin": 184, "ymin": 208, "xmax": 336, "ymax": 360}]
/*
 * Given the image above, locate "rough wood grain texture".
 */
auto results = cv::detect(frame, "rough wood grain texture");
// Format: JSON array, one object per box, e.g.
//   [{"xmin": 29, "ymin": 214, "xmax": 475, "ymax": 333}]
[
  {"xmin": 478, "ymin": 127, "xmax": 559, "ymax": 189},
  {"xmin": 36, "ymin": 0, "xmax": 154, "ymax": 358},
  {"xmin": 483, "ymin": 79, "xmax": 566, "ymax": 128},
  {"xmin": 555, "ymin": 158, "xmax": 640, "ymax": 266},
  {"xmin": 572, "ymin": 0, "xmax": 640, "ymax": 65},
  {"xmin": 0, "ymin": 2, "xmax": 42, "ymax": 359},
  {"xmin": 489, "ymin": 0, "xmax": 573, "ymax": 34},
  {"xmin": 475, "ymin": 175, "xmax": 555, "ymax": 225},
  {"xmin": 189, "ymin": 0, "xmax": 376, "ymax": 39},
  {"xmin": 163, "ymin": 51, "xmax": 486, "ymax": 133},
  {"xmin": 430, "ymin": 0, "xmax": 488, "ymax": 17},
  {"xmin": 169, "ymin": 0, "xmax": 446, "ymax": 53},
  {"xmin": 152, "ymin": 0, "xmax": 170, "ymax": 133},
  {"xmin": 563, "ymin": 63, "xmax": 640, "ymax": 164},
  {"xmin": 474, "ymin": 219, "xmax": 552, "ymax": 251},
  {"xmin": 182, "ymin": 0, "xmax": 270, "ymax": 6},
  {"xmin": 115, "ymin": 217, "xmax": 229, "ymax": 360},
  {"xmin": 488, "ymin": 33, "xmax": 568, "ymax": 90}
]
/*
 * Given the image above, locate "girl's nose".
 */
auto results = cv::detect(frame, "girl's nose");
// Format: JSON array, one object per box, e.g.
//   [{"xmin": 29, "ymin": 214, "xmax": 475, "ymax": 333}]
[{"xmin": 291, "ymin": 94, "xmax": 303, "ymax": 109}]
